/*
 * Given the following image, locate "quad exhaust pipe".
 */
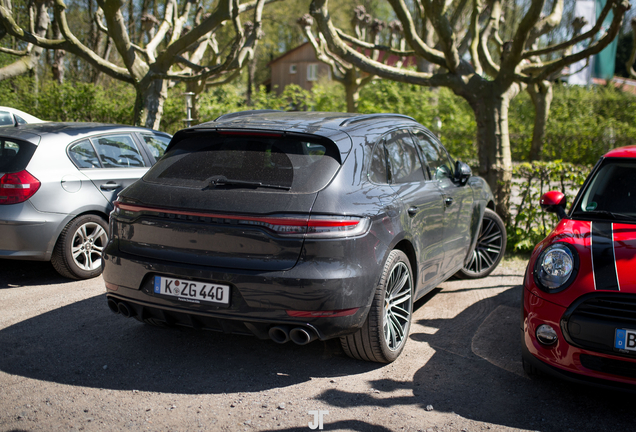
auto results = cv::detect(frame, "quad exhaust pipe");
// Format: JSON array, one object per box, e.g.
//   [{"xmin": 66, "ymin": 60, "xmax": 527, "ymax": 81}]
[{"xmin": 269, "ymin": 325, "xmax": 317, "ymax": 345}]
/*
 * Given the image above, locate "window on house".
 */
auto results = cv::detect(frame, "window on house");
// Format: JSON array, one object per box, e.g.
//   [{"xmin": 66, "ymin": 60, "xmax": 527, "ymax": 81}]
[
  {"xmin": 289, "ymin": 64, "xmax": 297, "ymax": 74},
  {"xmin": 307, "ymin": 63, "xmax": 319, "ymax": 81}
]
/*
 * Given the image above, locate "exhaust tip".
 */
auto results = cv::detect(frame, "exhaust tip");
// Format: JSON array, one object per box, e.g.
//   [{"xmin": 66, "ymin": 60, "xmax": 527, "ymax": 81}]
[
  {"xmin": 290, "ymin": 327, "xmax": 317, "ymax": 345},
  {"xmin": 269, "ymin": 326, "xmax": 290, "ymax": 344},
  {"xmin": 107, "ymin": 299, "xmax": 120, "ymax": 314},
  {"xmin": 117, "ymin": 302, "xmax": 134, "ymax": 318}
]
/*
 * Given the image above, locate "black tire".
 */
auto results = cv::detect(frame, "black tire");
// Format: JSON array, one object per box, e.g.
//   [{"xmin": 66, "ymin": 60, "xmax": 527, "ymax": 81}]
[
  {"xmin": 456, "ymin": 208, "xmax": 507, "ymax": 279},
  {"xmin": 51, "ymin": 214, "xmax": 109, "ymax": 280},
  {"xmin": 340, "ymin": 250, "xmax": 413, "ymax": 363}
]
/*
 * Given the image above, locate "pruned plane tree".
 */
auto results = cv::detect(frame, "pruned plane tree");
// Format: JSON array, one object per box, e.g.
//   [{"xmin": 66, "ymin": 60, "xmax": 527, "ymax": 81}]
[{"xmin": 309, "ymin": 0, "xmax": 631, "ymax": 218}]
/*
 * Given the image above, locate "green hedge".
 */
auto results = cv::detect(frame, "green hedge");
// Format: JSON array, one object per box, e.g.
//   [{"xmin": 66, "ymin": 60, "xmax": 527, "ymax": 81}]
[{"xmin": 507, "ymin": 161, "xmax": 590, "ymax": 253}]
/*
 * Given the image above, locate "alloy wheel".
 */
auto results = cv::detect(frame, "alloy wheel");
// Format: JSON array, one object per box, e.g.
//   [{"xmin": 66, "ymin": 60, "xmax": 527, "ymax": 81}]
[
  {"xmin": 383, "ymin": 261, "xmax": 413, "ymax": 351},
  {"xmin": 71, "ymin": 222, "xmax": 108, "ymax": 271},
  {"xmin": 464, "ymin": 216, "xmax": 504, "ymax": 275}
]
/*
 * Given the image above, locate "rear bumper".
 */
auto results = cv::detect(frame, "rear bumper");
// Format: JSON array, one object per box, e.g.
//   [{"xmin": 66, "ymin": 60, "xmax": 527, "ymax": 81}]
[
  {"xmin": 102, "ymin": 242, "xmax": 381, "ymax": 340},
  {"xmin": 0, "ymin": 201, "xmax": 69, "ymax": 261},
  {"xmin": 522, "ymin": 286, "xmax": 636, "ymax": 390}
]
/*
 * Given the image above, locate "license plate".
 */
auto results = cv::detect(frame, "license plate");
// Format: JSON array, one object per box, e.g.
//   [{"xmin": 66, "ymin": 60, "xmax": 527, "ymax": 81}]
[
  {"xmin": 154, "ymin": 276, "xmax": 230, "ymax": 306},
  {"xmin": 614, "ymin": 329, "xmax": 636, "ymax": 351}
]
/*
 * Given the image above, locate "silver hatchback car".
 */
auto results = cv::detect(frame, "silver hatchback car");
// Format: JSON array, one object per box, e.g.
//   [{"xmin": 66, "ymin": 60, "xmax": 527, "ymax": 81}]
[{"xmin": 0, "ymin": 123, "xmax": 171, "ymax": 279}]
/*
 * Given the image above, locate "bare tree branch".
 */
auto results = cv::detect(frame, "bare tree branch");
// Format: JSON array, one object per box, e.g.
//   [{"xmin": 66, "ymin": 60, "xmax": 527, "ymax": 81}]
[
  {"xmin": 528, "ymin": 0, "xmax": 630, "ymax": 80},
  {"xmin": 522, "ymin": 0, "xmax": 615, "ymax": 59}
]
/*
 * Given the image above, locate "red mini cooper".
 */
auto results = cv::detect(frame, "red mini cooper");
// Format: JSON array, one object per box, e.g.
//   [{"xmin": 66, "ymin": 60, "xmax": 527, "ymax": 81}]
[{"xmin": 523, "ymin": 146, "xmax": 636, "ymax": 389}]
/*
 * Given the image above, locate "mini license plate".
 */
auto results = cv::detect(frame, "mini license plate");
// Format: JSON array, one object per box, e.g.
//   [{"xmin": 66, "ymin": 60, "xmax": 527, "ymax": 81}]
[
  {"xmin": 154, "ymin": 276, "xmax": 230, "ymax": 306},
  {"xmin": 614, "ymin": 329, "xmax": 636, "ymax": 351}
]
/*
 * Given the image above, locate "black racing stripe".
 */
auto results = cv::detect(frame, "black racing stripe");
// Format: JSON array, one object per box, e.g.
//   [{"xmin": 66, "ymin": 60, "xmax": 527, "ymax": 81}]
[{"xmin": 591, "ymin": 222, "xmax": 620, "ymax": 291}]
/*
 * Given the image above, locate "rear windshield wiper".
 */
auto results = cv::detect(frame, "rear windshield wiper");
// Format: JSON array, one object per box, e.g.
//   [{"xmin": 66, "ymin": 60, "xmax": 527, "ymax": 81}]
[
  {"xmin": 205, "ymin": 175, "xmax": 291, "ymax": 191},
  {"xmin": 578, "ymin": 210, "xmax": 636, "ymax": 221}
]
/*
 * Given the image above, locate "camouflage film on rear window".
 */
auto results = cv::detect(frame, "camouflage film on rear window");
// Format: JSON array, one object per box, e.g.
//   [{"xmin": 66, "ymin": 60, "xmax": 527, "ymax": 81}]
[{"xmin": 143, "ymin": 133, "xmax": 341, "ymax": 193}]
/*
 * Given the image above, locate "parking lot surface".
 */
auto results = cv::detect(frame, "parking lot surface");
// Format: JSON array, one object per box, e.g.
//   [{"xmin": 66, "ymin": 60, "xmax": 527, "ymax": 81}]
[{"xmin": 0, "ymin": 257, "xmax": 632, "ymax": 431}]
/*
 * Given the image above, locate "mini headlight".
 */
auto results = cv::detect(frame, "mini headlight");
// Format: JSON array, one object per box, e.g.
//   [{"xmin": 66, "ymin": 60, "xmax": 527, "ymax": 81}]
[{"xmin": 536, "ymin": 243, "xmax": 577, "ymax": 291}]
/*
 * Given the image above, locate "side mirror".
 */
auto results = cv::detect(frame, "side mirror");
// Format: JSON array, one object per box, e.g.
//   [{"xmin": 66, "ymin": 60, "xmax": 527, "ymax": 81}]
[
  {"xmin": 540, "ymin": 191, "xmax": 567, "ymax": 220},
  {"xmin": 454, "ymin": 160, "xmax": 471, "ymax": 185}
]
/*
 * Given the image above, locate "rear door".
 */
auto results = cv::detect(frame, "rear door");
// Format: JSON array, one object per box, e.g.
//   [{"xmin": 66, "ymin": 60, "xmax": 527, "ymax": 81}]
[
  {"xmin": 380, "ymin": 129, "xmax": 445, "ymax": 290},
  {"xmin": 411, "ymin": 129, "xmax": 474, "ymax": 273},
  {"xmin": 68, "ymin": 133, "xmax": 150, "ymax": 208}
]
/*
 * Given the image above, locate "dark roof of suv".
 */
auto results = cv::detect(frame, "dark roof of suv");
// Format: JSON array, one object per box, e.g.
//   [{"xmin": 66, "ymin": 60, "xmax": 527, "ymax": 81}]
[{"xmin": 194, "ymin": 111, "xmax": 419, "ymax": 133}]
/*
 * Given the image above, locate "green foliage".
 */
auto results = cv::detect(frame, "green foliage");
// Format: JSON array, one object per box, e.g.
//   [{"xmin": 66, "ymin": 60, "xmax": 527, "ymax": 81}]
[
  {"xmin": 507, "ymin": 161, "xmax": 589, "ymax": 253},
  {"xmin": 357, "ymin": 80, "xmax": 477, "ymax": 162},
  {"xmin": 509, "ymin": 84, "xmax": 636, "ymax": 164},
  {"xmin": 0, "ymin": 76, "xmax": 134, "ymax": 124}
]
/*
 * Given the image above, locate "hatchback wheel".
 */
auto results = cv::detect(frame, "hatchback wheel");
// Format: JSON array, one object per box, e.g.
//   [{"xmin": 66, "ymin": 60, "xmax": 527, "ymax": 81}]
[
  {"xmin": 341, "ymin": 250, "xmax": 413, "ymax": 363},
  {"xmin": 52, "ymin": 215, "xmax": 109, "ymax": 280},
  {"xmin": 456, "ymin": 208, "xmax": 506, "ymax": 279}
]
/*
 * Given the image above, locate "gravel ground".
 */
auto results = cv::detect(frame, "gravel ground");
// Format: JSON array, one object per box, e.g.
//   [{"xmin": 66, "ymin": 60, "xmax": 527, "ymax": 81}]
[{"xmin": 0, "ymin": 257, "xmax": 633, "ymax": 432}]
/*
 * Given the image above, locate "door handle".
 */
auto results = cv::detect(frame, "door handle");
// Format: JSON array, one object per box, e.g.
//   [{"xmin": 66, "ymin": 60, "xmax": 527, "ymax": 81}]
[
  {"xmin": 444, "ymin": 196, "xmax": 454, "ymax": 206},
  {"xmin": 407, "ymin": 206, "xmax": 418, "ymax": 216},
  {"xmin": 100, "ymin": 182, "xmax": 120, "ymax": 191}
]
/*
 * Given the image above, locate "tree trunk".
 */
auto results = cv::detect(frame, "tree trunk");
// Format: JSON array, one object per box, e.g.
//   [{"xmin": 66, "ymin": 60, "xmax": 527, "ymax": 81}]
[
  {"xmin": 344, "ymin": 69, "xmax": 359, "ymax": 113},
  {"xmin": 468, "ymin": 83, "xmax": 520, "ymax": 222},
  {"xmin": 527, "ymin": 80, "xmax": 553, "ymax": 161},
  {"xmin": 246, "ymin": 55, "xmax": 257, "ymax": 106},
  {"xmin": 134, "ymin": 78, "xmax": 168, "ymax": 129},
  {"xmin": 51, "ymin": 17, "xmax": 65, "ymax": 84}
]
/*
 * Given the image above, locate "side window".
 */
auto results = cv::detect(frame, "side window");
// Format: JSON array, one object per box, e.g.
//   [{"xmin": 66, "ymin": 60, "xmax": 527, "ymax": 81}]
[
  {"xmin": 91, "ymin": 134, "xmax": 145, "ymax": 168},
  {"xmin": 140, "ymin": 133, "xmax": 171, "ymax": 159},
  {"xmin": 412, "ymin": 130, "xmax": 454, "ymax": 181},
  {"xmin": 369, "ymin": 142, "xmax": 387, "ymax": 184},
  {"xmin": 385, "ymin": 130, "xmax": 425, "ymax": 184},
  {"xmin": 0, "ymin": 111, "xmax": 13, "ymax": 126},
  {"xmin": 68, "ymin": 140, "xmax": 101, "ymax": 169}
]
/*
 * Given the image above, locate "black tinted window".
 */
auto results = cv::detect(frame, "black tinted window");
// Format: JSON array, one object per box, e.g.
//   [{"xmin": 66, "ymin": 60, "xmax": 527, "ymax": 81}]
[
  {"xmin": 369, "ymin": 142, "xmax": 387, "ymax": 183},
  {"xmin": 0, "ymin": 138, "xmax": 37, "ymax": 173},
  {"xmin": 144, "ymin": 133, "xmax": 341, "ymax": 193},
  {"xmin": 68, "ymin": 140, "xmax": 101, "ymax": 169},
  {"xmin": 385, "ymin": 130, "xmax": 425, "ymax": 184},
  {"xmin": 412, "ymin": 130, "xmax": 454, "ymax": 180},
  {"xmin": 579, "ymin": 160, "xmax": 636, "ymax": 214}
]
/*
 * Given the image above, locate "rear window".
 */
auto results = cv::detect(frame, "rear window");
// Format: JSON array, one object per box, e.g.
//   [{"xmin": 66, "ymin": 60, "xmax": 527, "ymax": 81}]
[
  {"xmin": 143, "ymin": 133, "xmax": 341, "ymax": 193},
  {"xmin": 0, "ymin": 138, "xmax": 37, "ymax": 173}
]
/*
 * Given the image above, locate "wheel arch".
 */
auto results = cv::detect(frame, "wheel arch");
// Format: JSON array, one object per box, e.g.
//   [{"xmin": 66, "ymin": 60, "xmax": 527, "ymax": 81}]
[{"xmin": 392, "ymin": 238, "xmax": 418, "ymax": 290}]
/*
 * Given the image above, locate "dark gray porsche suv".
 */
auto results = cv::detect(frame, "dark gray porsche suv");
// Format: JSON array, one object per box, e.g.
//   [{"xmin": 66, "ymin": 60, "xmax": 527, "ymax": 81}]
[{"xmin": 103, "ymin": 111, "xmax": 505, "ymax": 363}]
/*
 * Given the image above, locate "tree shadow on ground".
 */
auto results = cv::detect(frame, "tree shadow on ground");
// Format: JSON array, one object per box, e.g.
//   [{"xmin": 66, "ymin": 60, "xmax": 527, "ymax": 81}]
[
  {"xmin": 314, "ymin": 285, "xmax": 634, "ymax": 432},
  {"xmin": 0, "ymin": 293, "xmax": 380, "ymax": 394}
]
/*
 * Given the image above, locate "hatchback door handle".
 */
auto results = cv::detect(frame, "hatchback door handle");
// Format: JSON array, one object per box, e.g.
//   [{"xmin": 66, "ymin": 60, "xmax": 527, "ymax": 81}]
[
  {"xmin": 407, "ymin": 206, "xmax": 418, "ymax": 216},
  {"xmin": 445, "ymin": 197, "xmax": 454, "ymax": 206},
  {"xmin": 100, "ymin": 182, "xmax": 120, "ymax": 191}
]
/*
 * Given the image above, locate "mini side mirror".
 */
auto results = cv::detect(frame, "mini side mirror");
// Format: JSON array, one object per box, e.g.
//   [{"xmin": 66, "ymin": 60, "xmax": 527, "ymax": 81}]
[
  {"xmin": 540, "ymin": 191, "xmax": 567, "ymax": 220},
  {"xmin": 454, "ymin": 160, "xmax": 471, "ymax": 185}
]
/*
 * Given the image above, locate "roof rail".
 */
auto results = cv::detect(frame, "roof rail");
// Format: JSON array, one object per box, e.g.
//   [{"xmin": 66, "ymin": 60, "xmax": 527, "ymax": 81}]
[
  {"xmin": 339, "ymin": 113, "xmax": 416, "ymax": 127},
  {"xmin": 214, "ymin": 110, "xmax": 283, "ymax": 122}
]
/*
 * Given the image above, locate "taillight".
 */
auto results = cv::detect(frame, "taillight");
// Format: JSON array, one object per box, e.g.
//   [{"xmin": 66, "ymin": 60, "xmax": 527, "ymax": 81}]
[
  {"xmin": 113, "ymin": 202, "xmax": 371, "ymax": 239},
  {"xmin": 0, "ymin": 170, "xmax": 41, "ymax": 205}
]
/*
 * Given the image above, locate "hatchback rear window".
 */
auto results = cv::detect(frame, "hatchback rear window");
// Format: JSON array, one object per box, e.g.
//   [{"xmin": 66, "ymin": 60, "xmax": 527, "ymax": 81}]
[
  {"xmin": 0, "ymin": 138, "xmax": 37, "ymax": 173},
  {"xmin": 143, "ymin": 133, "xmax": 341, "ymax": 193}
]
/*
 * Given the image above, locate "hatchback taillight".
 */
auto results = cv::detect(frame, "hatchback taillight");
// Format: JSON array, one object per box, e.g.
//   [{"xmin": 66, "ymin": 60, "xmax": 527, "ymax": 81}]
[{"xmin": 0, "ymin": 170, "xmax": 41, "ymax": 204}]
